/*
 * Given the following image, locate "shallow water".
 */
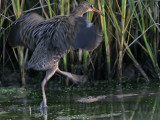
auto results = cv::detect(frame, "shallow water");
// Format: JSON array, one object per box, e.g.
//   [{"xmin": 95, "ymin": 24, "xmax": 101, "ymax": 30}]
[{"xmin": 0, "ymin": 84, "xmax": 160, "ymax": 120}]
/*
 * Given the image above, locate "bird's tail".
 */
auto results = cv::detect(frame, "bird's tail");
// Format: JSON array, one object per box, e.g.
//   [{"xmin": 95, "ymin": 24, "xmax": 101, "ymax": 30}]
[{"xmin": 8, "ymin": 20, "xmax": 24, "ymax": 48}]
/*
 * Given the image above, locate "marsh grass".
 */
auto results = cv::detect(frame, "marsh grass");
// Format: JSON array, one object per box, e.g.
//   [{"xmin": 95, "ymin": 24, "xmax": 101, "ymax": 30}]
[
  {"xmin": 11, "ymin": 0, "xmax": 26, "ymax": 86},
  {"xmin": 0, "ymin": 0, "xmax": 160, "ymax": 85}
]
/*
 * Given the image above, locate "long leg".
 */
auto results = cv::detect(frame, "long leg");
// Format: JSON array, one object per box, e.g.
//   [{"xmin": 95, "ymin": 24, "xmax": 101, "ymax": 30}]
[
  {"xmin": 40, "ymin": 63, "xmax": 58, "ymax": 109},
  {"xmin": 56, "ymin": 68, "xmax": 87, "ymax": 85}
]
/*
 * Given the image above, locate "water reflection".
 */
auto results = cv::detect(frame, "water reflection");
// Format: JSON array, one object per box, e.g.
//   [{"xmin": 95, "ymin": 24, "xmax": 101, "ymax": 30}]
[
  {"xmin": 40, "ymin": 108, "xmax": 48, "ymax": 120},
  {"xmin": 0, "ymin": 85, "xmax": 160, "ymax": 120}
]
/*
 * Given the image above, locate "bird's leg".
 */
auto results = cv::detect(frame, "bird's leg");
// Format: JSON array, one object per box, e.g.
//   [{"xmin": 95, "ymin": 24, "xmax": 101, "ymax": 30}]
[
  {"xmin": 56, "ymin": 68, "xmax": 87, "ymax": 85},
  {"xmin": 40, "ymin": 64, "xmax": 58, "ymax": 109}
]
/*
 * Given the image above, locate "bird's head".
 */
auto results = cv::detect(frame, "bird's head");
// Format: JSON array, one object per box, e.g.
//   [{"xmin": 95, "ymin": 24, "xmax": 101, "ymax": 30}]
[
  {"xmin": 79, "ymin": 2, "xmax": 104, "ymax": 16},
  {"xmin": 71, "ymin": 1, "xmax": 104, "ymax": 16}
]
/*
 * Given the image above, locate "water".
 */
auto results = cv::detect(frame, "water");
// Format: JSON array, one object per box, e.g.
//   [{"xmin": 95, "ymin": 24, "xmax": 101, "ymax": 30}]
[{"xmin": 0, "ymin": 83, "xmax": 160, "ymax": 120}]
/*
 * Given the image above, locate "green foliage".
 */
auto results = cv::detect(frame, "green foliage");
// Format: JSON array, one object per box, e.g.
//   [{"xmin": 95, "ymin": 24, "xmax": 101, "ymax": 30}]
[
  {"xmin": 0, "ymin": 87, "xmax": 26, "ymax": 95},
  {"xmin": 0, "ymin": 0, "xmax": 160, "ymax": 85}
]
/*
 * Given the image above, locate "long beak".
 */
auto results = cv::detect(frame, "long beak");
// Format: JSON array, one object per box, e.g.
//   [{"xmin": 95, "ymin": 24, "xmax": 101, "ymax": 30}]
[{"xmin": 92, "ymin": 7, "xmax": 104, "ymax": 16}]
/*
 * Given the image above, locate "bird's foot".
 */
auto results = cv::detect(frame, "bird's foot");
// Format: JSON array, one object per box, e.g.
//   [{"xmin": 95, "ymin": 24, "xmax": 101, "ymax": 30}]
[
  {"xmin": 78, "ymin": 75, "xmax": 88, "ymax": 85},
  {"xmin": 39, "ymin": 101, "xmax": 48, "ymax": 110},
  {"xmin": 71, "ymin": 75, "xmax": 88, "ymax": 85}
]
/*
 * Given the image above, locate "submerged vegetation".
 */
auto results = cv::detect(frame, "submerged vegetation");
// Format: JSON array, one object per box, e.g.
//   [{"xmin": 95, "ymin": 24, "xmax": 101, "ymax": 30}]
[
  {"xmin": 0, "ymin": 0, "xmax": 160, "ymax": 86},
  {"xmin": 0, "ymin": 83, "xmax": 160, "ymax": 119}
]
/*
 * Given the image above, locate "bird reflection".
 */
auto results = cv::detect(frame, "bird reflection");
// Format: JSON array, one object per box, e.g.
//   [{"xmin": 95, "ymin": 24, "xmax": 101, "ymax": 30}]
[{"xmin": 40, "ymin": 108, "xmax": 48, "ymax": 120}]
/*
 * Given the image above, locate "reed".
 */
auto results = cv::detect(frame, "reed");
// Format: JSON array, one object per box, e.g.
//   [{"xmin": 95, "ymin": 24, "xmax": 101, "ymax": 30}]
[
  {"xmin": 150, "ymin": 97, "xmax": 157, "ymax": 120},
  {"xmin": 46, "ymin": 0, "xmax": 53, "ymax": 18},
  {"xmin": 129, "ymin": 0, "xmax": 160, "ymax": 79},
  {"xmin": 106, "ymin": 0, "xmax": 160, "ymax": 83},
  {"xmin": 11, "ymin": 0, "xmax": 26, "ymax": 86},
  {"xmin": 123, "ymin": 2, "xmax": 149, "ymax": 81},
  {"xmin": 60, "ymin": 0, "xmax": 68, "ymax": 72},
  {"xmin": 1, "ymin": 0, "xmax": 160, "ymax": 86},
  {"xmin": 99, "ymin": 0, "xmax": 111, "ymax": 81},
  {"xmin": 67, "ymin": 0, "xmax": 75, "ymax": 72},
  {"xmin": 106, "ymin": 0, "xmax": 127, "ymax": 83},
  {"xmin": 0, "ymin": 1, "xmax": 7, "ymax": 68}
]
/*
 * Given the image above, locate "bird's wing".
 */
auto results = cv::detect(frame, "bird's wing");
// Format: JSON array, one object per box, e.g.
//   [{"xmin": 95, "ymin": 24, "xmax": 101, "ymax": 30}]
[
  {"xmin": 25, "ymin": 39, "xmax": 59, "ymax": 70},
  {"xmin": 24, "ymin": 16, "xmax": 76, "ymax": 70},
  {"xmin": 8, "ymin": 13, "xmax": 102, "ymax": 53},
  {"xmin": 47, "ymin": 16, "xmax": 77, "ymax": 54},
  {"xmin": 72, "ymin": 16, "xmax": 102, "ymax": 51},
  {"xmin": 8, "ymin": 13, "xmax": 45, "ymax": 51},
  {"xmin": 48, "ymin": 16, "xmax": 102, "ymax": 54}
]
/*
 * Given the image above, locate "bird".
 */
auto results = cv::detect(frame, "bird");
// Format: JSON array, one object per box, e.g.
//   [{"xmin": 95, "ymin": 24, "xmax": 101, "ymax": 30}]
[{"xmin": 8, "ymin": 1, "xmax": 103, "ymax": 109}]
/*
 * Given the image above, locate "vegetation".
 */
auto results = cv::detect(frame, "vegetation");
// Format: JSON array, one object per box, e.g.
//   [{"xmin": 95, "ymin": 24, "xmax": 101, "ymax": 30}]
[{"xmin": 0, "ymin": 0, "xmax": 160, "ymax": 86}]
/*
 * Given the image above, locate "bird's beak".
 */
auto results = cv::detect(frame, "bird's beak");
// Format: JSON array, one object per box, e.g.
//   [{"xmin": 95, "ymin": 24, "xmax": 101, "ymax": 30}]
[{"xmin": 92, "ymin": 7, "xmax": 104, "ymax": 16}]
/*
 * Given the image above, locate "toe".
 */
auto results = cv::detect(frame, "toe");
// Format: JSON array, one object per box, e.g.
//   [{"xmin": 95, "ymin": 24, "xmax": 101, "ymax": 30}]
[{"xmin": 39, "ymin": 101, "xmax": 48, "ymax": 110}]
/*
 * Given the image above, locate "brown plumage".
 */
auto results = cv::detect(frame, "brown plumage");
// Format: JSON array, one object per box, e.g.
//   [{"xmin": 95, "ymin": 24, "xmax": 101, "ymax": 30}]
[{"xmin": 8, "ymin": 1, "xmax": 103, "ymax": 109}]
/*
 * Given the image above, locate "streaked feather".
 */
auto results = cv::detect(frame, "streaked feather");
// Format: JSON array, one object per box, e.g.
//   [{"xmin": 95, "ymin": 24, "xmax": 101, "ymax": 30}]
[
  {"xmin": 8, "ymin": 13, "xmax": 102, "ymax": 70},
  {"xmin": 8, "ymin": 13, "xmax": 45, "ymax": 51}
]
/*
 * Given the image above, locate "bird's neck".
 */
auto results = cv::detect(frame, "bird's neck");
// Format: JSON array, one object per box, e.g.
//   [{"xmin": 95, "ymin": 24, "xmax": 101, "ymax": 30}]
[{"xmin": 70, "ymin": 6, "xmax": 86, "ymax": 17}]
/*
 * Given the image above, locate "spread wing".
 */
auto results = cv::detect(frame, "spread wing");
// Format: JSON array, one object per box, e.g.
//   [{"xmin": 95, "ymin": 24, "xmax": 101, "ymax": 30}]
[
  {"xmin": 8, "ymin": 13, "xmax": 102, "ymax": 54},
  {"xmin": 9, "ymin": 14, "xmax": 102, "ymax": 70},
  {"xmin": 73, "ymin": 17, "xmax": 102, "ymax": 51},
  {"xmin": 48, "ymin": 16, "xmax": 102, "ymax": 53},
  {"xmin": 47, "ymin": 16, "xmax": 77, "ymax": 53},
  {"xmin": 8, "ymin": 13, "xmax": 45, "ymax": 51}
]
